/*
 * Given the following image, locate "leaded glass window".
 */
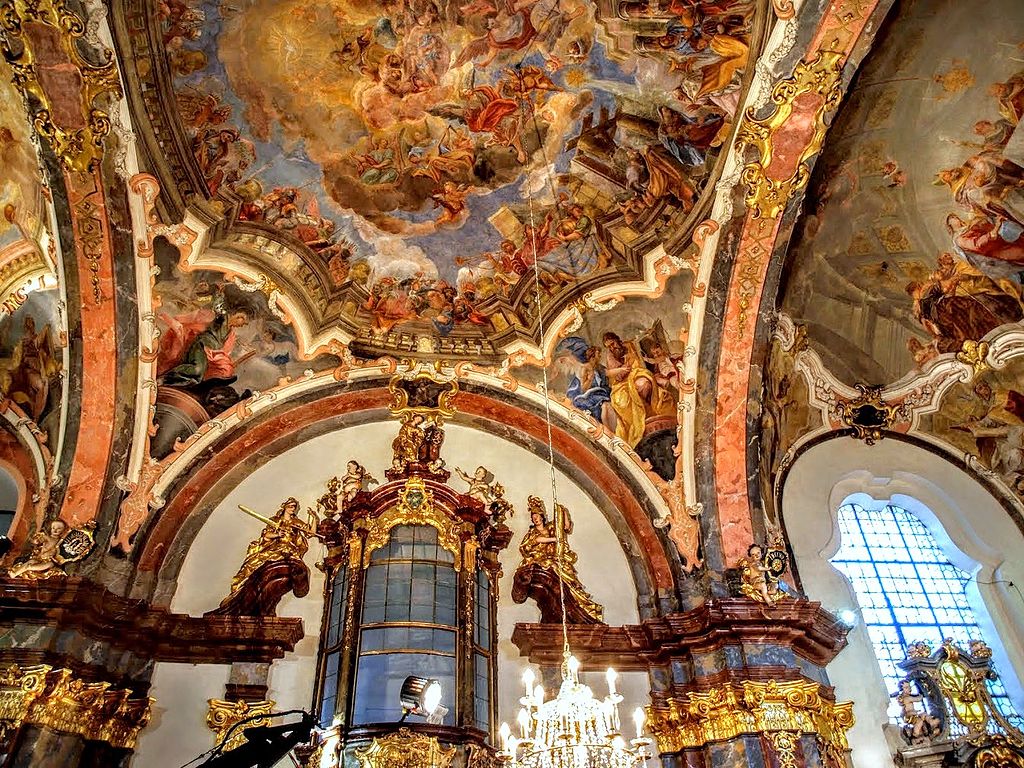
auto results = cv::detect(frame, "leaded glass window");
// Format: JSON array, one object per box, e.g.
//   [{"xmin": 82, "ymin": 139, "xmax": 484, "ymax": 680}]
[
  {"xmin": 353, "ymin": 526, "xmax": 457, "ymax": 725},
  {"xmin": 831, "ymin": 502, "xmax": 1010, "ymax": 714},
  {"xmin": 318, "ymin": 563, "xmax": 348, "ymax": 727}
]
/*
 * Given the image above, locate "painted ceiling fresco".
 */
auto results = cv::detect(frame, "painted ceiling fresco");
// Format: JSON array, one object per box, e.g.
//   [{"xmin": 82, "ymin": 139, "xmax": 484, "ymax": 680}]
[
  {"xmin": 157, "ymin": 0, "xmax": 763, "ymax": 357},
  {"xmin": 779, "ymin": 0, "xmax": 1024, "ymax": 385},
  {"xmin": 0, "ymin": 56, "xmax": 64, "ymax": 449},
  {"xmin": 518, "ymin": 271, "xmax": 693, "ymax": 481}
]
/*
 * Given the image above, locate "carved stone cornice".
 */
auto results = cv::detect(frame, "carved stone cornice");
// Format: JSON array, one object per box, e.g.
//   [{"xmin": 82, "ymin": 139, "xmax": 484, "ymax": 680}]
[
  {"xmin": 511, "ymin": 598, "xmax": 849, "ymax": 671},
  {"xmin": 0, "ymin": 663, "xmax": 152, "ymax": 749},
  {"xmin": 0, "ymin": 577, "xmax": 303, "ymax": 665}
]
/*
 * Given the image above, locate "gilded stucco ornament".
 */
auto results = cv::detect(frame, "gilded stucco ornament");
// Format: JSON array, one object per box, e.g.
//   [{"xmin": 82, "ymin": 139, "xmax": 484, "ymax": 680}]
[
  {"xmin": 645, "ymin": 679, "xmax": 854, "ymax": 765},
  {"xmin": 0, "ymin": 664, "xmax": 151, "ymax": 749},
  {"xmin": 206, "ymin": 698, "xmax": 275, "ymax": 752},
  {"xmin": 957, "ymin": 340, "xmax": 992, "ymax": 379},
  {"xmin": 736, "ymin": 51, "xmax": 845, "ymax": 220},
  {"xmin": 354, "ymin": 727, "xmax": 455, "ymax": 768},
  {"xmin": 359, "ymin": 477, "xmax": 467, "ymax": 570},
  {"xmin": 836, "ymin": 384, "xmax": 904, "ymax": 444},
  {"xmin": 0, "ymin": 0, "xmax": 122, "ymax": 172}
]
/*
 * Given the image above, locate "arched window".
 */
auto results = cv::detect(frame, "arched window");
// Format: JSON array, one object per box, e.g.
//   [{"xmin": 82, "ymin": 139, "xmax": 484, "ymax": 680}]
[
  {"xmin": 0, "ymin": 466, "xmax": 18, "ymax": 537},
  {"xmin": 830, "ymin": 501, "xmax": 1011, "ymax": 713}
]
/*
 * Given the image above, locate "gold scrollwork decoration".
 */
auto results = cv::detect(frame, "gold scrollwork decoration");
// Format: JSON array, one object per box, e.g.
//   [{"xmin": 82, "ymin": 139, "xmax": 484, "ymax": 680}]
[
  {"xmin": 359, "ymin": 477, "xmax": 467, "ymax": 570},
  {"xmin": 957, "ymin": 340, "xmax": 991, "ymax": 379},
  {"xmin": 837, "ymin": 384, "xmax": 904, "ymax": 445},
  {"xmin": 206, "ymin": 698, "xmax": 275, "ymax": 752},
  {"xmin": 388, "ymin": 366, "xmax": 458, "ymax": 420},
  {"xmin": 975, "ymin": 737, "xmax": 1024, "ymax": 768},
  {"xmin": 0, "ymin": 0, "xmax": 122, "ymax": 172},
  {"xmin": 0, "ymin": 664, "xmax": 151, "ymax": 749},
  {"xmin": 766, "ymin": 730, "xmax": 799, "ymax": 768},
  {"xmin": 354, "ymin": 727, "xmax": 456, "ymax": 768},
  {"xmin": 736, "ymin": 51, "xmax": 844, "ymax": 219},
  {"xmin": 646, "ymin": 679, "xmax": 853, "ymax": 766}
]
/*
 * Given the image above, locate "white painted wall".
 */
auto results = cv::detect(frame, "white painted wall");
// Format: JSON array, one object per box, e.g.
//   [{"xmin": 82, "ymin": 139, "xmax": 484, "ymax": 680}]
[
  {"xmin": 136, "ymin": 421, "xmax": 645, "ymax": 764},
  {"xmin": 781, "ymin": 437, "xmax": 1024, "ymax": 768}
]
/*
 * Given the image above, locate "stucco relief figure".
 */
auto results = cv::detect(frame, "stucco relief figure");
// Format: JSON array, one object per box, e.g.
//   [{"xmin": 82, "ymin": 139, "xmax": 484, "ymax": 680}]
[
  {"xmin": 512, "ymin": 495, "xmax": 603, "ymax": 624},
  {"xmin": 602, "ymin": 331, "xmax": 676, "ymax": 448},
  {"xmin": 211, "ymin": 498, "xmax": 314, "ymax": 617},
  {"xmin": 895, "ymin": 680, "xmax": 941, "ymax": 745},
  {"xmin": 8, "ymin": 519, "xmax": 95, "ymax": 580}
]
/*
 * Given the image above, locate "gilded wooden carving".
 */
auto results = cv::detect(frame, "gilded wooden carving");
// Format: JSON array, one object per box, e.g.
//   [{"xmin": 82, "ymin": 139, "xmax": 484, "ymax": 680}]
[
  {"xmin": 354, "ymin": 727, "xmax": 455, "ymax": 768},
  {"xmin": 206, "ymin": 698, "xmax": 275, "ymax": 752},
  {"xmin": 0, "ymin": 664, "xmax": 151, "ymax": 749},
  {"xmin": 646, "ymin": 679, "xmax": 854, "ymax": 762},
  {"xmin": 359, "ymin": 478, "xmax": 466, "ymax": 570},
  {"xmin": 512, "ymin": 495, "xmax": 603, "ymax": 624}
]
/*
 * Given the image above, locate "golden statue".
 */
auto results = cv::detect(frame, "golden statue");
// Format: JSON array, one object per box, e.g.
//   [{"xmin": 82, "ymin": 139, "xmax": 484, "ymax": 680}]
[
  {"xmin": 216, "ymin": 498, "xmax": 316, "ymax": 614},
  {"xmin": 391, "ymin": 414, "xmax": 426, "ymax": 471},
  {"xmin": 738, "ymin": 543, "xmax": 787, "ymax": 605},
  {"xmin": 8, "ymin": 519, "xmax": 95, "ymax": 580},
  {"xmin": 514, "ymin": 496, "xmax": 603, "ymax": 623}
]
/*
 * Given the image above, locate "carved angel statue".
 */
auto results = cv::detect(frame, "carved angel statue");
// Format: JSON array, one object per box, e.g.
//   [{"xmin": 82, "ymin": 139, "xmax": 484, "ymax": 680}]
[
  {"xmin": 8, "ymin": 518, "xmax": 95, "ymax": 579},
  {"xmin": 341, "ymin": 460, "xmax": 378, "ymax": 503},
  {"xmin": 455, "ymin": 466, "xmax": 498, "ymax": 506},
  {"xmin": 738, "ymin": 543, "xmax": 787, "ymax": 605},
  {"xmin": 895, "ymin": 680, "xmax": 941, "ymax": 745},
  {"xmin": 517, "ymin": 496, "xmax": 603, "ymax": 623}
]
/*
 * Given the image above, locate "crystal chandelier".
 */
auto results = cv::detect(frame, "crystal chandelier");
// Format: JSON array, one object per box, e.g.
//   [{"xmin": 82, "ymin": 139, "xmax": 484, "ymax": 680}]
[
  {"xmin": 498, "ymin": 653, "xmax": 651, "ymax": 768},
  {"xmin": 498, "ymin": 154, "xmax": 652, "ymax": 768}
]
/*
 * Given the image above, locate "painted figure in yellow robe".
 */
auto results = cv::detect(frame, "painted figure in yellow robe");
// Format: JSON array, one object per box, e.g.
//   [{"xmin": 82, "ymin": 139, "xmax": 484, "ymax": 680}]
[{"xmin": 601, "ymin": 331, "xmax": 677, "ymax": 448}]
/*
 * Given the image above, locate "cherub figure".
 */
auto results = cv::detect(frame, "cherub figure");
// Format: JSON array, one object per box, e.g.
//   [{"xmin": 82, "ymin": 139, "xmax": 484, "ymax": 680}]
[
  {"xmin": 738, "ymin": 543, "xmax": 784, "ymax": 604},
  {"xmin": 341, "ymin": 460, "xmax": 378, "ymax": 503},
  {"xmin": 895, "ymin": 680, "xmax": 941, "ymax": 745},
  {"xmin": 455, "ymin": 465, "xmax": 498, "ymax": 506},
  {"xmin": 8, "ymin": 519, "xmax": 69, "ymax": 579}
]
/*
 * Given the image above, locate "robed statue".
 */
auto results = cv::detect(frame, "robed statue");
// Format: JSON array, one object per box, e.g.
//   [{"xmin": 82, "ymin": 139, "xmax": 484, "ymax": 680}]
[
  {"xmin": 512, "ymin": 496, "xmax": 603, "ymax": 624},
  {"xmin": 207, "ymin": 497, "xmax": 316, "ymax": 617}
]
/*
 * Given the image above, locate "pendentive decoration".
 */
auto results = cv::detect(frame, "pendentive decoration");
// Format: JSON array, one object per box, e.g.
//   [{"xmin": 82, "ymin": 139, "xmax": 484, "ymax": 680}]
[
  {"xmin": 891, "ymin": 639, "xmax": 1024, "ymax": 767},
  {"xmin": 512, "ymin": 496, "xmax": 604, "ymax": 624}
]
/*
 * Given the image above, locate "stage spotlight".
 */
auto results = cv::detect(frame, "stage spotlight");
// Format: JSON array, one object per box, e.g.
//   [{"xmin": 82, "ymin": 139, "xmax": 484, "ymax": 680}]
[{"xmin": 399, "ymin": 676, "xmax": 443, "ymax": 719}]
